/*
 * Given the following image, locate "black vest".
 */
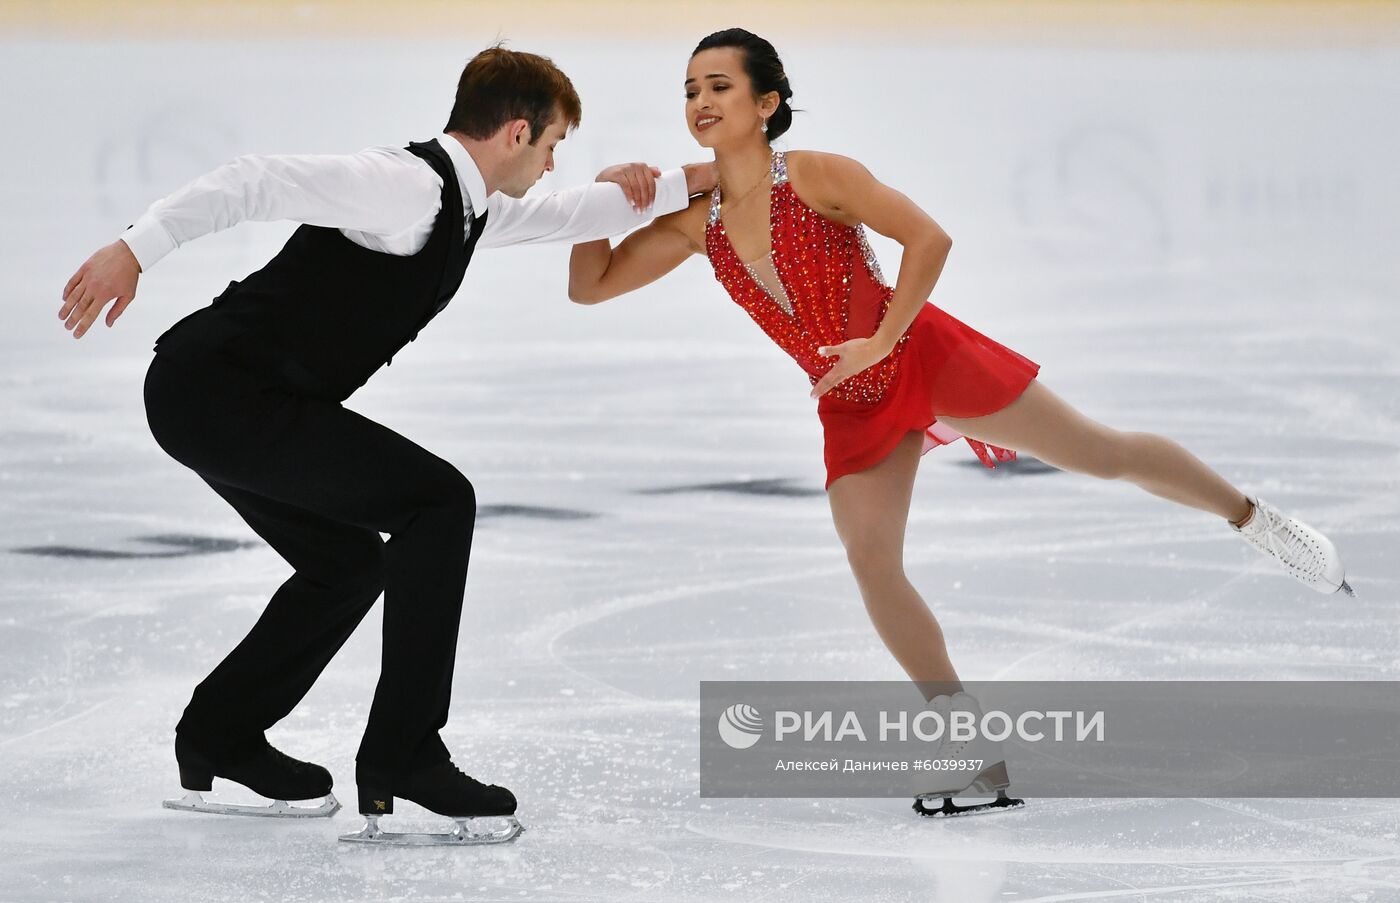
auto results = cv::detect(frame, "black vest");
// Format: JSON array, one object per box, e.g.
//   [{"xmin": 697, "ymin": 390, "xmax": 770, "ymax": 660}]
[{"xmin": 153, "ymin": 139, "xmax": 486, "ymax": 401}]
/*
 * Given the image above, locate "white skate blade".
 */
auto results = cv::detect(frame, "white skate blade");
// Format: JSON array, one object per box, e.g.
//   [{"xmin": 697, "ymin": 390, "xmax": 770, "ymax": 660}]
[
  {"xmin": 338, "ymin": 814, "xmax": 524, "ymax": 846},
  {"xmin": 1313, "ymin": 574, "xmax": 1355, "ymax": 596},
  {"xmin": 162, "ymin": 789, "xmax": 341, "ymax": 818}
]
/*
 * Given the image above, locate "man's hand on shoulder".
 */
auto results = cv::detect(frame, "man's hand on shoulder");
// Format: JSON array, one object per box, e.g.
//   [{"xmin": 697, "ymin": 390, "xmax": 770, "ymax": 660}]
[
  {"xmin": 597, "ymin": 162, "xmax": 662, "ymax": 213},
  {"xmin": 682, "ymin": 162, "xmax": 718, "ymax": 197},
  {"xmin": 60, "ymin": 239, "xmax": 141, "ymax": 339}
]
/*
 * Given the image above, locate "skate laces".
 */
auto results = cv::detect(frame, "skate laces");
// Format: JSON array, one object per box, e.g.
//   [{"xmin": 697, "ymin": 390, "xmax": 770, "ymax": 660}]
[
  {"xmin": 928, "ymin": 693, "xmax": 981, "ymax": 759},
  {"xmin": 1251, "ymin": 505, "xmax": 1323, "ymax": 579},
  {"xmin": 265, "ymin": 744, "xmax": 316, "ymax": 776},
  {"xmin": 441, "ymin": 761, "xmax": 498, "ymax": 792}
]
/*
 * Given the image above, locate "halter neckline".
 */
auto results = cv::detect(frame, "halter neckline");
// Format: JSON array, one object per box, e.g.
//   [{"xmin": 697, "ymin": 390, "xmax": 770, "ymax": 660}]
[
  {"xmin": 708, "ymin": 150, "xmax": 787, "ymax": 226},
  {"xmin": 706, "ymin": 150, "xmax": 795, "ymax": 315}
]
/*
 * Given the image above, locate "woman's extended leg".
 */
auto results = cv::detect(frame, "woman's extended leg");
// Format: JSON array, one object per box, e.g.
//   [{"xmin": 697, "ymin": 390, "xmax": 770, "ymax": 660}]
[
  {"xmin": 936, "ymin": 381, "xmax": 1253, "ymax": 523},
  {"xmin": 828, "ymin": 431, "xmax": 962, "ymax": 693}
]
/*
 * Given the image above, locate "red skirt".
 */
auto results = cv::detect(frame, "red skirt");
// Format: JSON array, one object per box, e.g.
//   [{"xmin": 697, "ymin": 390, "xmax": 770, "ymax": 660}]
[{"xmin": 817, "ymin": 303, "xmax": 1040, "ymax": 489}]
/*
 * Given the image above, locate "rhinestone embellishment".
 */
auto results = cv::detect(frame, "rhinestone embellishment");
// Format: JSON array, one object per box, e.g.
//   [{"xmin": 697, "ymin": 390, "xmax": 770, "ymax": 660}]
[{"xmin": 705, "ymin": 150, "xmax": 906, "ymax": 405}]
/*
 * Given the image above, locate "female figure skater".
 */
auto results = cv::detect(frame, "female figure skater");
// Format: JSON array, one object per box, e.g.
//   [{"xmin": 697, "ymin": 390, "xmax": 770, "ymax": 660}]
[{"xmin": 568, "ymin": 29, "xmax": 1353, "ymax": 815}]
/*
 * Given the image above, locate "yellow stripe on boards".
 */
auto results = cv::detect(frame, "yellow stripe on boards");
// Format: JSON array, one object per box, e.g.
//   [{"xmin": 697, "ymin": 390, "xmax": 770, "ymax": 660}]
[{"xmin": 2, "ymin": 0, "xmax": 1399, "ymax": 45}]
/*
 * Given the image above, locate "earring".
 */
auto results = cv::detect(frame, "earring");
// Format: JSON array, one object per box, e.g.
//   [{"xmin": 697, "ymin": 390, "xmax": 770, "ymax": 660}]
[{"xmin": 761, "ymin": 118, "xmax": 768, "ymax": 135}]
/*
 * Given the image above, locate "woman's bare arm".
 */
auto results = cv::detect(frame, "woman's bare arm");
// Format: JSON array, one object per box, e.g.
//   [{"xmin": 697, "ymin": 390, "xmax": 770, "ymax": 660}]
[
  {"xmin": 568, "ymin": 198, "xmax": 708, "ymax": 304},
  {"xmin": 786, "ymin": 151, "xmax": 953, "ymax": 397}
]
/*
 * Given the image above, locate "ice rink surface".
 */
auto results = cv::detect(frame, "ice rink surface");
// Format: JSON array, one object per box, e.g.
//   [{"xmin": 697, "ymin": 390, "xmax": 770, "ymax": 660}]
[{"xmin": 3, "ymin": 7, "xmax": 1400, "ymax": 902}]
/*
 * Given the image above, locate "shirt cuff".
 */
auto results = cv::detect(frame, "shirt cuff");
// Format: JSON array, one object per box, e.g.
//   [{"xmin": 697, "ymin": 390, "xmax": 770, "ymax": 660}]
[
  {"xmin": 651, "ymin": 168, "xmax": 690, "ymax": 217},
  {"xmin": 120, "ymin": 213, "xmax": 177, "ymax": 272}
]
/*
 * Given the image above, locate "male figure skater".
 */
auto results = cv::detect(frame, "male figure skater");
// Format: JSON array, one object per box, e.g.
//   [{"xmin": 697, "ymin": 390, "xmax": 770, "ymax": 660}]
[{"xmin": 59, "ymin": 46, "xmax": 710, "ymax": 844}]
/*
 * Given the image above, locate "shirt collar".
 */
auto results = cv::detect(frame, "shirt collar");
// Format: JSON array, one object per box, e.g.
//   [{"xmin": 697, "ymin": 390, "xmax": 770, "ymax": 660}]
[{"xmin": 438, "ymin": 133, "xmax": 489, "ymax": 219}]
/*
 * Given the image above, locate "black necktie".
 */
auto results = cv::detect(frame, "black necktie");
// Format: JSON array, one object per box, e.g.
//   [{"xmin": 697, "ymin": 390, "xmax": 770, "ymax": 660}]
[{"xmin": 467, "ymin": 209, "xmax": 488, "ymax": 245}]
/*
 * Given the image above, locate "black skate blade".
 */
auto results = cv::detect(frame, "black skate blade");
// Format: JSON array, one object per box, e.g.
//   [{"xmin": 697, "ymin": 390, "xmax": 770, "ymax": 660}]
[
  {"xmin": 162, "ymin": 789, "xmax": 341, "ymax": 818},
  {"xmin": 339, "ymin": 814, "xmax": 524, "ymax": 846},
  {"xmin": 913, "ymin": 790, "xmax": 1025, "ymax": 819}
]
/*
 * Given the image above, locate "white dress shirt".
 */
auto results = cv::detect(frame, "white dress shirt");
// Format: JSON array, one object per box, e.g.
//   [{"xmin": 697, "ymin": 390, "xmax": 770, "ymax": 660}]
[{"xmin": 119, "ymin": 134, "xmax": 689, "ymax": 271}]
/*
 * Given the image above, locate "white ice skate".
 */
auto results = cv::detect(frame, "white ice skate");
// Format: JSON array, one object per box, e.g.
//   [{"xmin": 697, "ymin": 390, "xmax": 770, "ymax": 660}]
[
  {"xmin": 1232, "ymin": 496, "xmax": 1354, "ymax": 596},
  {"xmin": 912, "ymin": 692, "xmax": 1025, "ymax": 819}
]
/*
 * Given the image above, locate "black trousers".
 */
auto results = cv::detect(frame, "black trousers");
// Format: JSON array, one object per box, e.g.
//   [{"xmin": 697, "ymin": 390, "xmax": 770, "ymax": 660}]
[{"xmin": 143, "ymin": 352, "xmax": 476, "ymax": 774}]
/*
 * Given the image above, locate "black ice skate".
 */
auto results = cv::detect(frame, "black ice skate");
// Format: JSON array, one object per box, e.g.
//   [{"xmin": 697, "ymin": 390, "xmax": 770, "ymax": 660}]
[
  {"xmin": 162, "ymin": 735, "xmax": 341, "ymax": 818},
  {"xmin": 340, "ymin": 760, "xmax": 523, "ymax": 846}
]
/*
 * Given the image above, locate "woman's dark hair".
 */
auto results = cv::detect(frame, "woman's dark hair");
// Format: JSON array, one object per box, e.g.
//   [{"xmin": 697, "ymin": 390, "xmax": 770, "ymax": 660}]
[{"xmin": 692, "ymin": 28, "xmax": 794, "ymax": 142}]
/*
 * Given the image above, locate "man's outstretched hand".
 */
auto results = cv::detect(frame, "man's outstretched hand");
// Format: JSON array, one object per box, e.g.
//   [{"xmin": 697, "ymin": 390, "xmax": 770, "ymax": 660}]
[
  {"xmin": 597, "ymin": 161, "xmax": 720, "ymax": 211},
  {"xmin": 60, "ymin": 240, "xmax": 141, "ymax": 339},
  {"xmin": 597, "ymin": 162, "xmax": 662, "ymax": 213}
]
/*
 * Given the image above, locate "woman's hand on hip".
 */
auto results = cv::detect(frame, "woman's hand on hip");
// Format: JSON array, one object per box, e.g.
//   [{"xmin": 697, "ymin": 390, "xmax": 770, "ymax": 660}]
[{"xmin": 811, "ymin": 336, "xmax": 894, "ymax": 399}]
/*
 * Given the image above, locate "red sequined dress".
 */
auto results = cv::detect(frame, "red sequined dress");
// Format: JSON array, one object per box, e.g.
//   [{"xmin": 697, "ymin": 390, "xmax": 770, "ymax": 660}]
[{"xmin": 705, "ymin": 150, "xmax": 1040, "ymax": 489}]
